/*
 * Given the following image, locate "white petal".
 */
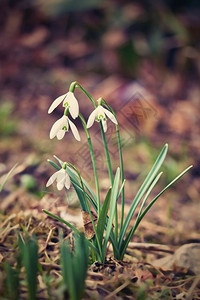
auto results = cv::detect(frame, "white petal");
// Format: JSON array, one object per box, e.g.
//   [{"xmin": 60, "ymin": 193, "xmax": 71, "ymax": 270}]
[
  {"xmin": 68, "ymin": 119, "xmax": 81, "ymax": 141},
  {"xmin": 49, "ymin": 116, "xmax": 64, "ymax": 139},
  {"xmin": 97, "ymin": 106, "xmax": 106, "ymax": 119},
  {"xmin": 103, "ymin": 108, "xmax": 118, "ymax": 124},
  {"xmin": 102, "ymin": 119, "xmax": 107, "ymax": 132},
  {"xmin": 86, "ymin": 108, "xmax": 98, "ymax": 128},
  {"xmin": 48, "ymin": 93, "xmax": 68, "ymax": 114},
  {"xmin": 56, "ymin": 169, "xmax": 66, "ymax": 182},
  {"xmin": 46, "ymin": 171, "xmax": 59, "ymax": 187},
  {"xmin": 64, "ymin": 173, "xmax": 71, "ymax": 189},
  {"xmin": 57, "ymin": 179, "xmax": 65, "ymax": 190},
  {"xmin": 66, "ymin": 92, "xmax": 79, "ymax": 119},
  {"xmin": 57, "ymin": 130, "xmax": 65, "ymax": 140},
  {"xmin": 49, "ymin": 116, "xmax": 67, "ymax": 139}
]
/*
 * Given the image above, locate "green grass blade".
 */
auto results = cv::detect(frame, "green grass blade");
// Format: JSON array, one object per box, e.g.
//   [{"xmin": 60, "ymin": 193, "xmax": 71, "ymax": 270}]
[
  {"xmin": 18, "ymin": 235, "xmax": 38, "ymax": 300},
  {"xmin": 102, "ymin": 168, "xmax": 120, "ymax": 259},
  {"xmin": 96, "ymin": 187, "xmax": 112, "ymax": 246},
  {"xmin": 43, "ymin": 209, "xmax": 98, "ymax": 253},
  {"xmin": 119, "ymin": 172, "xmax": 163, "ymax": 259},
  {"xmin": 74, "ymin": 234, "xmax": 89, "ymax": 299},
  {"xmin": 4, "ymin": 263, "xmax": 20, "ymax": 300},
  {"xmin": 60, "ymin": 240, "xmax": 76, "ymax": 300},
  {"xmin": 0, "ymin": 163, "xmax": 18, "ymax": 192},
  {"xmin": 120, "ymin": 165, "xmax": 192, "ymax": 259},
  {"xmin": 116, "ymin": 179, "xmax": 126, "ymax": 201},
  {"xmin": 138, "ymin": 165, "xmax": 193, "ymax": 223},
  {"xmin": 137, "ymin": 172, "xmax": 163, "ymax": 220},
  {"xmin": 119, "ymin": 144, "xmax": 168, "ymax": 248}
]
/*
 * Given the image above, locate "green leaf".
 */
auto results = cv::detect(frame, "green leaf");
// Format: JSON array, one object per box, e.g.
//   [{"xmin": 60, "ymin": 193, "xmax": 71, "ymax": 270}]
[
  {"xmin": 43, "ymin": 209, "xmax": 98, "ymax": 253},
  {"xmin": 102, "ymin": 168, "xmax": 120, "ymax": 259},
  {"xmin": 60, "ymin": 233, "xmax": 89, "ymax": 300},
  {"xmin": 60, "ymin": 240, "xmax": 76, "ymax": 299},
  {"xmin": 138, "ymin": 165, "xmax": 193, "ymax": 223},
  {"xmin": 4, "ymin": 263, "xmax": 20, "ymax": 300},
  {"xmin": 96, "ymin": 187, "xmax": 112, "ymax": 246},
  {"xmin": 18, "ymin": 234, "xmax": 38, "ymax": 300},
  {"xmin": 119, "ymin": 172, "xmax": 163, "ymax": 259},
  {"xmin": 119, "ymin": 144, "xmax": 168, "ymax": 248},
  {"xmin": 120, "ymin": 165, "xmax": 192, "ymax": 259},
  {"xmin": 0, "ymin": 163, "xmax": 18, "ymax": 192}
]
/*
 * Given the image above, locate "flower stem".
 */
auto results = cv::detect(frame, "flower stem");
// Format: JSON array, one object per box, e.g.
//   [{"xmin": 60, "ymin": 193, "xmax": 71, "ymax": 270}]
[
  {"xmin": 67, "ymin": 162, "xmax": 102, "ymax": 261},
  {"xmin": 75, "ymin": 83, "xmax": 97, "ymax": 107},
  {"xmin": 79, "ymin": 113, "xmax": 101, "ymax": 217},
  {"xmin": 102, "ymin": 99, "xmax": 125, "ymax": 237}
]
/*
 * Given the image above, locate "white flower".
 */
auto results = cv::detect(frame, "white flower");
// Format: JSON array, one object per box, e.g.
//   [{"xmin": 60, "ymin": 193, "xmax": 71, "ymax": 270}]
[
  {"xmin": 87, "ymin": 105, "xmax": 117, "ymax": 132},
  {"xmin": 48, "ymin": 92, "xmax": 79, "ymax": 119},
  {"xmin": 50, "ymin": 115, "xmax": 81, "ymax": 141},
  {"xmin": 46, "ymin": 168, "xmax": 70, "ymax": 190}
]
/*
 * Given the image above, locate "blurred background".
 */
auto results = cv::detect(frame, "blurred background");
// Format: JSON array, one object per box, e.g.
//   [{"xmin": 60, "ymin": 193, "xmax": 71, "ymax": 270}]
[{"xmin": 0, "ymin": 0, "xmax": 199, "ymax": 243}]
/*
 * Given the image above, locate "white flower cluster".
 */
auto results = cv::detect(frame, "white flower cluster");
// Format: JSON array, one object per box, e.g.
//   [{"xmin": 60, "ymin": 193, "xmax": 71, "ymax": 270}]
[{"xmin": 46, "ymin": 84, "xmax": 118, "ymax": 190}]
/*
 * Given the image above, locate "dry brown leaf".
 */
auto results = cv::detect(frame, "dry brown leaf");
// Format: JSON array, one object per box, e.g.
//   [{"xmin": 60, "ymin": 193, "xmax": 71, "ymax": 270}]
[{"xmin": 82, "ymin": 210, "xmax": 98, "ymax": 239}]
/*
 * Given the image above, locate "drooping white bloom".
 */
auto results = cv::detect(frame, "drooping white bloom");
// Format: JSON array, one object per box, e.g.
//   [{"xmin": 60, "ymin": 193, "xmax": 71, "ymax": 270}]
[
  {"xmin": 48, "ymin": 92, "xmax": 79, "ymax": 119},
  {"xmin": 46, "ymin": 168, "xmax": 70, "ymax": 190},
  {"xmin": 87, "ymin": 105, "xmax": 117, "ymax": 132},
  {"xmin": 50, "ymin": 115, "xmax": 81, "ymax": 141}
]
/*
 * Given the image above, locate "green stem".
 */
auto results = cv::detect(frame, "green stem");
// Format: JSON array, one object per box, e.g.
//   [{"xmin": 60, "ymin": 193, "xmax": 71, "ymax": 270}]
[
  {"xmin": 76, "ymin": 83, "xmax": 97, "ymax": 107},
  {"xmin": 99, "ymin": 122, "xmax": 114, "ymax": 185},
  {"xmin": 116, "ymin": 125, "xmax": 125, "ymax": 233},
  {"xmin": 99, "ymin": 121, "xmax": 119, "ymax": 241},
  {"xmin": 79, "ymin": 113, "xmax": 101, "ymax": 216},
  {"xmin": 102, "ymin": 99, "xmax": 125, "ymax": 238},
  {"xmin": 67, "ymin": 162, "xmax": 103, "ymax": 261}
]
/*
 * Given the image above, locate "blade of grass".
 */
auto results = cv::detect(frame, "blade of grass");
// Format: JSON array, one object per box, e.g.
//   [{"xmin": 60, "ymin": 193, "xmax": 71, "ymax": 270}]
[
  {"xmin": 119, "ymin": 172, "xmax": 163, "ymax": 259},
  {"xmin": 18, "ymin": 234, "xmax": 38, "ymax": 300},
  {"xmin": 60, "ymin": 240, "xmax": 76, "ymax": 300},
  {"xmin": 102, "ymin": 168, "xmax": 120, "ymax": 260},
  {"xmin": 43, "ymin": 209, "xmax": 98, "ymax": 253},
  {"xmin": 138, "ymin": 165, "xmax": 193, "ymax": 224},
  {"xmin": 118, "ymin": 144, "xmax": 168, "ymax": 248},
  {"xmin": 73, "ymin": 234, "xmax": 89, "ymax": 299},
  {"xmin": 96, "ymin": 187, "xmax": 112, "ymax": 246},
  {"xmin": 120, "ymin": 165, "xmax": 192, "ymax": 259},
  {"xmin": 0, "ymin": 163, "xmax": 18, "ymax": 192},
  {"xmin": 4, "ymin": 263, "xmax": 20, "ymax": 300}
]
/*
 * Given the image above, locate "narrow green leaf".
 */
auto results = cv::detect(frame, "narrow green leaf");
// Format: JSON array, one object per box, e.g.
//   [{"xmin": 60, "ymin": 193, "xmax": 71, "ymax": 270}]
[
  {"xmin": 120, "ymin": 165, "xmax": 192, "ymax": 259},
  {"xmin": 119, "ymin": 172, "xmax": 163, "ymax": 259},
  {"xmin": 0, "ymin": 163, "xmax": 18, "ymax": 192},
  {"xmin": 119, "ymin": 144, "xmax": 168, "ymax": 248},
  {"xmin": 60, "ymin": 240, "xmax": 76, "ymax": 300},
  {"xmin": 102, "ymin": 168, "xmax": 120, "ymax": 259},
  {"xmin": 116, "ymin": 179, "xmax": 126, "ymax": 201},
  {"xmin": 18, "ymin": 235, "xmax": 38, "ymax": 300},
  {"xmin": 73, "ymin": 234, "xmax": 89, "ymax": 299},
  {"xmin": 4, "ymin": 263, "xmax": 20, "ymax": 300},
  {"xmin": 43, "ymin": 209, "xmax": 98, "ymax": 253},
  {"xmin": 138, "ymin": 165, "xmax": 193, "ymax": 223},
  {"xmin": 96, "ymin": 187, "xmax": 112, "ymax": 246}
]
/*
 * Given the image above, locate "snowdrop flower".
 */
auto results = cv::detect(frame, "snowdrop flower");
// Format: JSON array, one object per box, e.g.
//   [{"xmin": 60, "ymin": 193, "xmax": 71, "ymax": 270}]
[
  {"xmin": 50, "ymin": 115, "xmax": 81, "ymax": 141},
  {"xmin": 48, "ymin": 91, "xmax": 79, "ymax": 119},
  {"xmin": 87, "ymin": 105, "xmax": 117, "ymax": 132},
  {"xmin": 46, "ymin": 167, "xmax": 70, "ymax": 190}
]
